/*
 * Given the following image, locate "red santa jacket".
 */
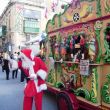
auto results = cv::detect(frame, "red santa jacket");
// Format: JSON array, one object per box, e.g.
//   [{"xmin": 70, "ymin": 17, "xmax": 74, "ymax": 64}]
[{"xmin": 18, "ymin": 57, "xmax": 48, "ymax": 97}]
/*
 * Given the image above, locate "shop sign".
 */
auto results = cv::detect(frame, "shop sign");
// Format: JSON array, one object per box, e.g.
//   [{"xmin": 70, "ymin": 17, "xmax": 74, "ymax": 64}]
[
  {"xmin": 80, "ymin": 60, "xmax": 89, "ymax": 76},
  {"xmin": 8, "ymin": 45, "xmax": 12, "ymax": 52}
]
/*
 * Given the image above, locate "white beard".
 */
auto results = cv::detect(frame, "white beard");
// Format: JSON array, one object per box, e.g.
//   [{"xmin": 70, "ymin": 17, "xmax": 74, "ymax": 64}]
[
  {"xmin": 21, "ymin": 53, "xmax": 35, "ymax": 75},
  {"xmin": 22, "ymin": 60, "xmax": 31, "ymax": 69},
  {"xmin": 22, "ymin": 60, "xmax": 35, "ymax": 75},
  {"xmin": 22, "ymin": 58, "xmax": 35, "ymax": 68}
]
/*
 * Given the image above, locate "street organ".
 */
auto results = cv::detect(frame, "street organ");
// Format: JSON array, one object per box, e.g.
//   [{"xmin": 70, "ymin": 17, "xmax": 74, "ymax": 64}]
[{"xmin": 45, "ymin": 0, "xmax": 110, "ymax": 110}]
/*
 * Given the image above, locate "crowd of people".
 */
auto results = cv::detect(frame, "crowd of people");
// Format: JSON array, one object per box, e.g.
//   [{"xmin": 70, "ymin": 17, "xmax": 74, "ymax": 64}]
[{"xmin": 0, "ymin": 52, "xmax": 25, "ymax": 81}]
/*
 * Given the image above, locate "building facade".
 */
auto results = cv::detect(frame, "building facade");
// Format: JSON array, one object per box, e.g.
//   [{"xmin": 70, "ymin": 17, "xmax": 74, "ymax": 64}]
[
  {"xmin": 0, "ymin": 0, "xmax": 45, "ymax": 53},
  {"xmin": 0, "ymin": 0, "xmax": 70, "ymax": 53}
]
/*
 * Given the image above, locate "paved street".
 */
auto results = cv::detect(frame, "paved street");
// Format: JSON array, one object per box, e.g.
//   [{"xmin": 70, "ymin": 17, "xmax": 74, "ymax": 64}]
[{"xmin": 0, "ymin": 66, "xmax": 58, "ymax": 110}]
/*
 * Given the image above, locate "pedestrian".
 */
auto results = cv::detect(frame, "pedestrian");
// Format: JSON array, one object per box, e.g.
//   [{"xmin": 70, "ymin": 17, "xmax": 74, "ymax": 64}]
[
  {"xmin": 0, "ymin": 55, "xmax": 3, "ymax": 64},
  {"xmin": 2, "ymin": 53, "xmax": 10, "ymax": 80},
  {"xmin": 18, "ymin": 48, "xmax": 48, "ymax": 110},
  {"xmin": 0, "ymin": 55, "xmax": 4, "ymax": 72},
  {"xmin": 10, "ymin": 56, "xmax": 18, "ymax": 79},
  {"xmin": 13, "ymin": 52, "xmax": 18, "ymax": 60}
]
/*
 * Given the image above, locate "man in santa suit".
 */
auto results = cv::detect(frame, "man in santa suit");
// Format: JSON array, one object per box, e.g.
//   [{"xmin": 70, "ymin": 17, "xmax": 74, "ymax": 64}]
[{"xmin": 18, "ymin": 48, "xmax": 48, "ymax": 110}]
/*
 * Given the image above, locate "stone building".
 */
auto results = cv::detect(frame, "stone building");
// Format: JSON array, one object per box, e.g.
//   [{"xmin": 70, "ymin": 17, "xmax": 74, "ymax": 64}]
[
  {"xmin": 0, "ymin": 0, "xmax": 44, "ymax": 53},
  {"xmin": 0, "ymin": 0, "xmax": 69, "ymax": 53}
]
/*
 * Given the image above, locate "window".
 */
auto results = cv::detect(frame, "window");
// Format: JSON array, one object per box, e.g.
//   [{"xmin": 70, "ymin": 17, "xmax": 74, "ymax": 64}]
[{"xmin": 23, "ymin": 19, "xmax": 40, "ymax": 33}]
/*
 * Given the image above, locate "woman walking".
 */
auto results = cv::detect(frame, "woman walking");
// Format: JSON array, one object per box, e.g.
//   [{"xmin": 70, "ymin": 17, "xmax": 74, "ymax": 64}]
[{"xmin": 2, "ymin": 54, "xmax": 10, "ymax": 80}]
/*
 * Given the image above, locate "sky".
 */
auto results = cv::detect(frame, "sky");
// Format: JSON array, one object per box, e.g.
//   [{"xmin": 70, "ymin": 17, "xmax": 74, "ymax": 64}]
[{"xmin": 0, "ymin": 0, "xmax": 10, "ymax": 16}]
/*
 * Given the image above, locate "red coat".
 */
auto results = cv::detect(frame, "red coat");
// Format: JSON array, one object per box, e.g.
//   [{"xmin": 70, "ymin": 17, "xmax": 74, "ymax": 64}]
[{"xmin": 18, "ymin": 57, "xmax": 48, "ymax": 97}]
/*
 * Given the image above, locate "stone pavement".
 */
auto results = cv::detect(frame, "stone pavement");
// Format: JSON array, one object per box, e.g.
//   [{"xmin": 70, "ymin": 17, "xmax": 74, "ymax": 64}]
[{"xmin": 0, "ymin": 66, "xmax": 58, "ymax": 110}]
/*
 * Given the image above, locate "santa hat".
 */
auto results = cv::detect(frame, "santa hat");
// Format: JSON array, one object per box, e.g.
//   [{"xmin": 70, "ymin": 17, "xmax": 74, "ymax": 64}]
[
  {"xmin": 20, "ymin": 49, "xmax": 35, "ymax": 75},
  {"xmin": 20, "ymin": 49, "xmax": 34, "ymax": 61}
]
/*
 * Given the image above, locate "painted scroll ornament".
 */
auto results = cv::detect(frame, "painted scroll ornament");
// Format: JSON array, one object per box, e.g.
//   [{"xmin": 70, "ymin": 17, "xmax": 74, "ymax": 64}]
[
  {"xmin": 94, "ymin": 20, "xmax": 102, "ymax": 30},
  {"xmin": 101, "ymin": 74, "xmax": 110, "ymax": 104}
]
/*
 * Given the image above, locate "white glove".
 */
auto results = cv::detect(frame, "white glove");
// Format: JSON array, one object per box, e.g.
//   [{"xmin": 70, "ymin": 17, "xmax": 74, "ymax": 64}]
[{"xmin": 29, "ymin": 74, "xmax": 37, "ymax": 79}]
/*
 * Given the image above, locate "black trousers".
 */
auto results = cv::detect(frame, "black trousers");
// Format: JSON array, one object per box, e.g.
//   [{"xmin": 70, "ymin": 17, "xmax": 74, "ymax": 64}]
[
  {"xmin": 5, "ymin": 69, "xmax": 10, "ymax": 80},
  {"xmin": 12, "ymin": 69, "xmax": 18, "ymax": 79},
  {"xmin": 2, "ymin": 66, "xmax": 4, "ymax": 72},
  {"xmin": 20, "ymin": 70, "xmax": 26, "ymax": 82}
]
